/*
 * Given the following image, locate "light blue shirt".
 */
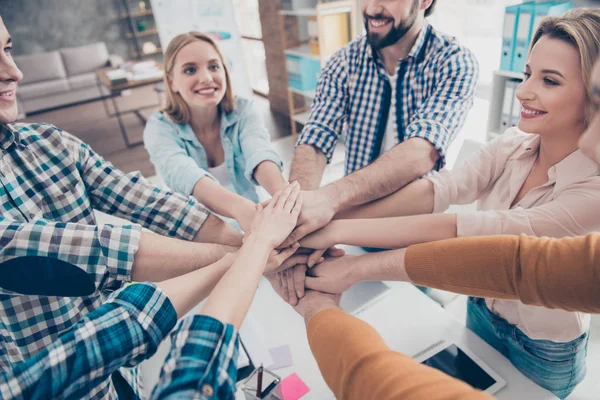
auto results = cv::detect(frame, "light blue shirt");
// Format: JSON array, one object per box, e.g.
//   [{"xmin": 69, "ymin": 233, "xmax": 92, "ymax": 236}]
[{"xmin": 143, "ymin": 97, "xmax": 283, "ymax": 203}]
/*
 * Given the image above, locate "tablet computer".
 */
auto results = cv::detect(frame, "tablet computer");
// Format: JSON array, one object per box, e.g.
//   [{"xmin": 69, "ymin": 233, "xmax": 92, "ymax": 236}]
[
  {"xmin": 413, "ymin": 340, "xmax": 506, "ymax": 395},
  {"xmin": 340, "ymin": 281, "xmax": 391, "ymax": 315}
]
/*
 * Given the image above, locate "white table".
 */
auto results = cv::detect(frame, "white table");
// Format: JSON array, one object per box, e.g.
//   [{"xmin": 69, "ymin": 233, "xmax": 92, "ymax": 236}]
[{"xmin": 232, "ymin": 250, "xmax": 556, "ymax": 399}]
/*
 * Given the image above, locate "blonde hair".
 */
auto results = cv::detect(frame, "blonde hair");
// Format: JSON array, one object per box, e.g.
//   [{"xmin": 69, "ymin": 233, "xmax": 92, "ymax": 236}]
[
  {"xmin": 530, "ymin": 8, "xmax": 600, "ymax": 126},
  {"xmin": 162, "ymin": 32, "xmax": 235, "ymax": 124}
]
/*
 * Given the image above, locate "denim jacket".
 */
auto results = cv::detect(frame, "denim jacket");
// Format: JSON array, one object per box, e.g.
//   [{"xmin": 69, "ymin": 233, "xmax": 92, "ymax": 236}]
[{"xmin": 144, "ymin": 97, "xmax": 283, "ymax": 203}]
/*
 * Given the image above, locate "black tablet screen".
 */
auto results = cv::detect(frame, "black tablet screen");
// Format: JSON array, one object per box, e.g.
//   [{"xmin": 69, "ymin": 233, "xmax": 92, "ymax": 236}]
[{"xmin": 421, "ymin": 344, "xmax": 497, "ymax": 391}]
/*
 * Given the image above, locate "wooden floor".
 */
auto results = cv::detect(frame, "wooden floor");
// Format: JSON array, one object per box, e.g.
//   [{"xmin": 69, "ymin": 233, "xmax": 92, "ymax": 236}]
[{"xmin": 22, "ymin": 86, "xmax": 292, "ymax": 177}]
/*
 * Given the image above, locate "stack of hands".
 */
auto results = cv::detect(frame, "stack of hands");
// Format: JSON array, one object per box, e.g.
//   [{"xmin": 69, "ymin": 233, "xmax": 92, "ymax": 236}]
[{"xmin": 246, "ymin": 183, "xmax": 358, "ymax": 323}]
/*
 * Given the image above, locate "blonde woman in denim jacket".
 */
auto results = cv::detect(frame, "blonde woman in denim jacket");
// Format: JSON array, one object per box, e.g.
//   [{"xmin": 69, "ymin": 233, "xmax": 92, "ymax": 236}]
[{"xmin": 144, "ymin": 32, "xmax": 287, "ymax": 231}]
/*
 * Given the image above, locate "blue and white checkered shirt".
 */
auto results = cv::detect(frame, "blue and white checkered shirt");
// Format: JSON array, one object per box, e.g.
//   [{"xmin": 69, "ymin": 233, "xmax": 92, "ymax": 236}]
[
  {"xmin": 0, "ymin": 122, "xmax": 210, "ymax": 399},
  {"xmin": 0, "ymin": 282, "xmax": 239, "ymax": 399},
  {"xmin": 297, "ymin": 22, "xmax": 479, "ymax": 174}
]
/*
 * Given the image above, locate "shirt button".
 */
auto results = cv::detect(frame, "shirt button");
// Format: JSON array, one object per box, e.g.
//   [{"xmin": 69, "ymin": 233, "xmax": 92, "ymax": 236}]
[
  {"xmin": 29, "ymin": 213, "xmax": 35, "ymax": 219},
  {"xmin": 201, "ymin": 384, "xmax": 214, "ymax": 397}
]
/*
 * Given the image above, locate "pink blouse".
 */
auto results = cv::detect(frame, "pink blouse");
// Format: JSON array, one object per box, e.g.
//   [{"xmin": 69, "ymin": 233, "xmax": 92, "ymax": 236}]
[{"xmin": 428, "ymin": 128, "xmax": 600, "ymax": 342}]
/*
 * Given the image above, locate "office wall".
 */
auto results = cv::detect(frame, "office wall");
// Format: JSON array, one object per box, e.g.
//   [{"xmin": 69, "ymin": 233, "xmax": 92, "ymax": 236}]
[{"xmin": 0, "ymin": 0, "xmax": 129, "ymax": 58}]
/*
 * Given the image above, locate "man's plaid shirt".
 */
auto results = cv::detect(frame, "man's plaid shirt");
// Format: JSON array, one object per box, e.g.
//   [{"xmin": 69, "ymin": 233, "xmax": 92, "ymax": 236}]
[
  {"xmin": 0, "ymin": 122, "xmax": 209, "ymax": 398},
  {"xmin": 297, "ymin": 22, "xmax": 479, "ymax": 173},
  {"xmin": 0, "ymin": 282, "xmax": 239, "ymax": 399}
]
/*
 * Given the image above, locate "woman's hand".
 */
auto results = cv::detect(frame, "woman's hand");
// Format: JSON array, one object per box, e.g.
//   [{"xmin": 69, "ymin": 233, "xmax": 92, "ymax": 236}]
[{"xmin": 247, "ymin": 182, "xmax": 302, "ymax": 250}]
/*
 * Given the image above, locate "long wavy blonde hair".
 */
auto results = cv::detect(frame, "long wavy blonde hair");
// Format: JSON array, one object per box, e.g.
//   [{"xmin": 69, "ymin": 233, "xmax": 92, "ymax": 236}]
[{"xmin": 161, "ymin": 32, "xmax": 235, "ymax": 124}]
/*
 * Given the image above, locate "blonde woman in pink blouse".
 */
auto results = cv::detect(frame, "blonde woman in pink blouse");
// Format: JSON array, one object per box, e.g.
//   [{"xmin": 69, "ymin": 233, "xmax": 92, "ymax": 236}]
[{"xmin": 295, "ymin": 9, "xmax": 600, "ymax": 398}]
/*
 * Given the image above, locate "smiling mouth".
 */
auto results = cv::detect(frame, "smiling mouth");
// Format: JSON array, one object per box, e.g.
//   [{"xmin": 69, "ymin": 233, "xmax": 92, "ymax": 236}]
[
  {"xmin": 369, "ymin": 18, "xmax": 393, "ymax": 28},
  {"xmin": 0, "ymin": 90, "xmax": 16, "ymax": 100},
  {"xmin": 195, "ymin": 88, "xmax": 218, "ymax": 95},
  {"xmin": 521, "ymin": 108, "xmax": 547, "ymax": 116}
]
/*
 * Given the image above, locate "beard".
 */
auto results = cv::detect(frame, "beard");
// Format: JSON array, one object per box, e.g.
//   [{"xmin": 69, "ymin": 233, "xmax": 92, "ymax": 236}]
[{"xmin": 364, "ymin": 1, "xmax": 420, "ymax": 50}]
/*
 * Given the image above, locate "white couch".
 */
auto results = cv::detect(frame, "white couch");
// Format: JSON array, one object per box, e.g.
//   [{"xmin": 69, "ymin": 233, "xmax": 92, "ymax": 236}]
[{"xmin": 14, "ymin": 42, "xmax": 122, "ymax": 115}]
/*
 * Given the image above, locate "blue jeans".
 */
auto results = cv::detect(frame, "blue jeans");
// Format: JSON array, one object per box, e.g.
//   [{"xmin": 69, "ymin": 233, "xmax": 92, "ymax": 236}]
[
  {"xmin": 362, "ymin": 247, "xmax": 431, "ymax": 295},
  {"xmin": 467, "ymin": 297, "xmax": 588, "ymax": 399}
]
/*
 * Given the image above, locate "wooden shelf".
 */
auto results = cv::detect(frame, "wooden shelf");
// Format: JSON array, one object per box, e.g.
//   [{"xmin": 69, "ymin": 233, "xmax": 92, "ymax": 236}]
[
  {"xmin": 289, "ymin": 87, "xmax": 316, "ymax": 99},
  {"xmin": 120, "ymin": 9, "xmax": 153, "ymax": 18},
  {"xmin": 494, "ymin": 70, "xmax": 525, "ymax": 80},
  {"xmin": 284, "ymin": 44, "xmax": 320, "ymax": 61},
  {"xmin": 132, "ymin": 48, "xmax": 162, "ymax": 57},
  {"xmin": 292, "ymin": 110, "xmax": 311, "ymax": 125},
  {"xmin": 280, "ymin": 5, "xmax": 352, "ymax": 17},
  {"xmin": 126, "ymin": 28, "xmax": 159, "ymax": 39}
]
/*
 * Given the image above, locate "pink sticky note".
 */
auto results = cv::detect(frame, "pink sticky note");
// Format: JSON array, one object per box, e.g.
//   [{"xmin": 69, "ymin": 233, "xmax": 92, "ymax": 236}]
[{"xmin": 280, "ymin": 372, "xmax": 310, "ymax": 400}]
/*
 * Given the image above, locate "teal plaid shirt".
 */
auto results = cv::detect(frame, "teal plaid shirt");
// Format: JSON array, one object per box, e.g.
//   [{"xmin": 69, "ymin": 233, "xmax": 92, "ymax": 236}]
[
  {"xmin": 0, "ymin": 122, "xmax": 210, "ymax": 399},
  {"xmin": 0, "ymin": 283, "xmax": 240, "ymax": 399}
]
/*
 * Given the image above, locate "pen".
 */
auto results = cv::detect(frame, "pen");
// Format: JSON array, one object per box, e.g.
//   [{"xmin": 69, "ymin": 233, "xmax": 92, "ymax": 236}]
[
  {"xmin": 260, "ymin": 378, "xmax": 281, "ymax": 399},
  {"xmin": 256, "ymin": 365, "xmax": 263, "ymax": 397}
]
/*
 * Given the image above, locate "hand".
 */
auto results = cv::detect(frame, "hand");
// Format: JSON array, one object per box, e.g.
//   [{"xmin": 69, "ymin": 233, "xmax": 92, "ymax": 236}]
[
  {"xmin": 265, "ymin": 264, "xmax": 307, "ymax": 307},
  {"xmin": 264, "ymin": 244, "xmax": 301, "ymax": 274},
  {"xmin": 248, "ymin": 182, "xmax": 302, "ymax": 249},
  {"xmin": 305, "ymin": 255, "xmax": 358, "ymax": 294},
  {"xmin": 293, "ymin": 290, "xmax": 341, "ymax": 322},
  {"xmin": 280, "ymin": 188, "xmax": 337, "ymax": 248},
  {"xmin": 279, "ymin": 247, "xmax": 346, "ymax": 305}
]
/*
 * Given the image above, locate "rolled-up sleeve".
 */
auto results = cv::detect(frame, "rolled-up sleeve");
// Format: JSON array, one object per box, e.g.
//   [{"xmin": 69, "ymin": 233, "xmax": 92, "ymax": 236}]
[
  {"xmin": 143, "ymin": 114, "xmax": 214, "ymax": 196},
  {"xmin": 405, "ymin": 48, "xmax": 479, "ymax": 169},
  {"xmin": 456, "ymin": 181, "xmax": 600, "ymax": 238},
  {"xmin": 237, "ymin": 103, "xmax": 283, "ymax": 183},
  {"xmin": 296, "ymin": 49, "xmax": 349, "ymax": 163},
  {"xmin": 151, "ymin": 315, "xmax": 239, "ymax": 399},
  {"xmin": 0, "ymin": 216, "xmax": 141, "ymax": 295},
  {"xmin": 427, "ymin": 137, "xmax": 503, "ymax": 213}
]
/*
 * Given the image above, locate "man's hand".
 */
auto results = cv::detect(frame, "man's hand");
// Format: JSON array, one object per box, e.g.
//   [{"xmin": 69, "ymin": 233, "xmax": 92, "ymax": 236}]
[
  {"xmin": 293, "ymin": 290, "xmax": 341, "ymax": 323},
  {"xmin": 280, "ymin": 187, "xmax": 338, "ymax": 248},
  {"xmin": 305, "ymin": 255, "xmax": 359, "ymax": 294}
]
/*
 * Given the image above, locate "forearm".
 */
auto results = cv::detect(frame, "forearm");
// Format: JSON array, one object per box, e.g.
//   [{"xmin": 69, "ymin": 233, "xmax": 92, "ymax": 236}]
[
  {"xmin": 336, "ymin": 178, "xmax": 435, "ymax": 219},
  {"xmin": 156, "ymin": 255, "xmax": 233, "ymax": 319},
  {"xmin": 327, "ymin": 139, "xmax": 438, "ymax": 212},
  {"xmin": 307, "ymin": 308, "xmax": 490, "ymax": 400},
  {"xmin": 289, "ymin": 144, "xmax": 327, "ymax": 190},
  {"xmin": 192, "ymin": 177, "xmax": 255, "ymax": 221},
  {"xmin": 405, "ymin": 233, "xmax": 600, "ymax": 313},
  {"xmin": 132, "ymin": 231, "xmax": 237, "ymax": 282},
  {"xmin": 200, "ymin": 236, "xmax": 271, "ymax": 329},
  {"xmin": 254, "ymin": 161, "xmax": 288, "ymax": 194},
  {"xmin": 192, "ymin": 213, "xmax": 243, "ymax": 246},
  {"xmin": 307, "ymin": 214, "xmax": 457, "ymax": 250}
]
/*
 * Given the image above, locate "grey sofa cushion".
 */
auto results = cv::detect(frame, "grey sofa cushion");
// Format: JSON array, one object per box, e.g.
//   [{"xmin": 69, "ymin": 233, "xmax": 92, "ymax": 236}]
[
  {"xmin": 61, "ymin": 43, "xmax": 109, "ymax": 76},
  {"xmin": 18, "ymin": 78, "xmax": 70, "ymax": 100},
  {"xmin": 14, "ymin": 51, "xmax": 67, "ymax": 85},
  {"xmin": 68, "ymin": 72, "xmax": 97, "ymax": 91}
]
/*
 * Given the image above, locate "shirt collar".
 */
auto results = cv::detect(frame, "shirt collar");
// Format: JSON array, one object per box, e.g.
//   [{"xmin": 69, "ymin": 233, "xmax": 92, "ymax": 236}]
[
  {"xmin": 0, "ymin": 123, "xmax": 26, "ymax": 150},
  {"xmin": 366, "ymin": 20, "xmax": 432, "ymax": 65},
  {"xmin": 178, "ymin": 102, "xmax": 245, "ymax": 142},
  {"xmin": 516, "ymin": 133, "xmax": 599, "ymax": 191}
]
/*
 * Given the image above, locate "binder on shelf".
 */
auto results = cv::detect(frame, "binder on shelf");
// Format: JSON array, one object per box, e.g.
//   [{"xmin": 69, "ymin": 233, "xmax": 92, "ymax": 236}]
[
  {"xmin": 501, "ymin": 80, "xmax": 517, "ymax": 131},
  {"xmin": 512, "ymin": 2, "xmax": 535, "ymax": 73},
  {"xmin": 531, "ymin": 1, "xmax": 574, "ymax": 41},
  {"xmin": 500, "ymin": 4, "xmax": 520, "ymax": 71},
  {"xmin": 510, "ymin": 80, "xmax": 522, "ymax": 127}
]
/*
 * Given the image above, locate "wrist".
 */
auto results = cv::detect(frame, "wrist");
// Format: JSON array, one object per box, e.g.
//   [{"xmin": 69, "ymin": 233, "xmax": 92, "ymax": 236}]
[
  {"xmin": 303, "ymin": 300, "xmax": 339, "ymax": 323},
  {"xmin": 321, "ymin": 183, "xmax": 344, "ymax": 214},
  {"xmin": 244, "ymin": 233, "xmax": 276, "ymax": 253},
  {"xmin": 233, "ymin": 198, "xmax": 255, "ymax": 219}
]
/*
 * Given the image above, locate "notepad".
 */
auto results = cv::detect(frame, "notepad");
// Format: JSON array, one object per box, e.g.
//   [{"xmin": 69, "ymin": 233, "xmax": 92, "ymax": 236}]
[
  {"xmin": 280, "ymin": 373, "xmax": 310, "ymax": 400},
  {"xmin": 267, "ymin": 345, "xmax": 293, "ymax": 370}
]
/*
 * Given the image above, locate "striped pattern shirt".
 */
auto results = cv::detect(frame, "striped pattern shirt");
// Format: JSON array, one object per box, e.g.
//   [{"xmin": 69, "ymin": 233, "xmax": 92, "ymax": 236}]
[
  {"xmin": 0, "ymin": 282, "xmax": 239, "ymax": 399},
  {"xmin": 0, "ymin": 122, "xmax": 209, "ymax": 399},
  {"xmin": 297, "ymin": 21, "xmax": 479, "ymax": 174}
]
